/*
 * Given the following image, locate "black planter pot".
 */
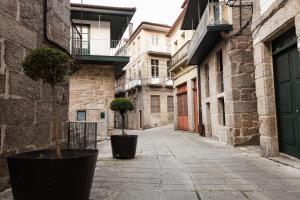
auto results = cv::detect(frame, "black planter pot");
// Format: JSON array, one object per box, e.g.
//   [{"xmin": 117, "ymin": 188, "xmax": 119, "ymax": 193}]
[
  {"xmin": 7, "ymin": 149, "xmax": 98, "ymax": 200},
  {"xmin": 111, "ymin": 135, "xmax": 138, "ymax": 159}
]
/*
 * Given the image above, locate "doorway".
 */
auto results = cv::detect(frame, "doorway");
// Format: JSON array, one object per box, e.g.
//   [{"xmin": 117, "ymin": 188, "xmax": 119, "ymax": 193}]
[
  {"xmin": 206, "ymin": 103, "xmax": 212, "ymax": 137},
  {"xmin": 177, "ymin": 83, "xmax": 189, "ymax": 130},
  {"xmin": 273, "ymin": 28, "xmax": 300, "ymax": 158},
  {"xmin": 192, "ymin": 79, "xmax": 199, "ymax": 132}
]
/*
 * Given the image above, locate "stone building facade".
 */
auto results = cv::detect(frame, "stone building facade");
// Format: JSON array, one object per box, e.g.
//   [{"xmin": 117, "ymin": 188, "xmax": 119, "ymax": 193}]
[
  {"xmin": 117, "ymin": 22, "xmax": 174, "ymax": 129},
  {"xmin": 252, "ymin": 0, "xmax": 300, "ymax": 157},
  {"xmin": 168, "ymin": 3, "xmax": 198, "ymax": 133},
  {"xmin": 69, "ymin": 4, "xmax": 135, "ymax": 136},
  {"xmin": 69, "ymin": 65, "xmax": 115, "ymax": 136},
  {"xmin": 182, "ymin": 0, "xmax": 259, "ymax": 145},
  {"xmin": 0, "ymin": 0, "xmax": 70, "ymax": 191}
]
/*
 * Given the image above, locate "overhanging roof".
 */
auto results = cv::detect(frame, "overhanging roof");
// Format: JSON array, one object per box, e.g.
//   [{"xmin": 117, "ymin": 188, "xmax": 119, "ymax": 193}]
[
  {"xmin": 71, "ymin": 3, "xmax": 136, "ymax": 41},
  {"xmin": 181, "ymin": 0, "xmax": 208, "ymax": 30},
  {"xmin": 187, "ymin": 25, "xmax": 232, "ymax": 65},
  {"xmin": 78, "ymin": 55, "xmax": 130, "ymax": 79}
]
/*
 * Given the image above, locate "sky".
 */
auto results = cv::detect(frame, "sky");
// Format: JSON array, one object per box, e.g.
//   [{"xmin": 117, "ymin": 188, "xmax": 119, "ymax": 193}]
[{"xmin": 70, "ymin": 0, "xmax": 184, "ymax": 32}]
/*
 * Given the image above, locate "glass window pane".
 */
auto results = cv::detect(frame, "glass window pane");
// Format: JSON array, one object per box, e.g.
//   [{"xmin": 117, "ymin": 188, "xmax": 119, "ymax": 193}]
[{"xmin": 77, "ymin": 111, "xmax": 86, "ymax": 121}]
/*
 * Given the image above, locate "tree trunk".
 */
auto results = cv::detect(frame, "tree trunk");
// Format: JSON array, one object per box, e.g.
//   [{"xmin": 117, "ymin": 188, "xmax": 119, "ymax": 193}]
[
  {"xmin": 52, "ymin": 86, "xmax": 62, "ymax": 158},
  {"xmin": 121, "ymin": 112, "xmax": 125, "ymax": 136}
]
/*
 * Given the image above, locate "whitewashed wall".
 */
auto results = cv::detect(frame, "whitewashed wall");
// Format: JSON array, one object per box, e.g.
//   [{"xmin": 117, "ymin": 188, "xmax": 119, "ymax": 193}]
[{"xmin": 72, "ymin": 19, "xmax": 111, "ymax": 55}]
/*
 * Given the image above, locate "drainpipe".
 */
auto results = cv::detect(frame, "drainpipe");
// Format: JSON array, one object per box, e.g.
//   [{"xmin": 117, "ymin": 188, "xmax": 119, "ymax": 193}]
[
  {"xmin": 43, "ymin": 0, "xmax": 70, "ymax": 54},
  {"xmin": 197, "ymin": 65, "xmax": 204, "ymax": 136}
]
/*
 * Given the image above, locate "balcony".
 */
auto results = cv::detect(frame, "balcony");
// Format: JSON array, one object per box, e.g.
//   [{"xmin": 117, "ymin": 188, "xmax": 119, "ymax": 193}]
[
  {"xmin": 147, "ymin": 77, "xmax": 173, "ymax": 87},
  {"xmin": 125, "ymin": 79, "xmax": 142, "ymax": 90},
  {"xmin": 169, "ymin": 40, "xmax": 190, "ymax": 70},
  {"xmin": 187, "ymin": 1, "xmax": 232, "ymax": 65},
  {"xmin": 71, "ymin": 39, "xmax": 128, "ymax": 57},
  {"xmin": 115, "ymin": 84, "xmax": 126, "ymax": 96},
  {"xmin": 70, "ymin": 38, "xmax": 130, "ymax": 77},
  {"xmin": 147, "ymin": 44, "xmax": 171, "ymax": 57}
]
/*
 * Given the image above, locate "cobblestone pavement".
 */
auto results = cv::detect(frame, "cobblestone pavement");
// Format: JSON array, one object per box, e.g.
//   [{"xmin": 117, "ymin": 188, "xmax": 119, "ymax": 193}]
[{"xmin": 1, "ymin": 126, "xmax": 300, "ymax": 200}]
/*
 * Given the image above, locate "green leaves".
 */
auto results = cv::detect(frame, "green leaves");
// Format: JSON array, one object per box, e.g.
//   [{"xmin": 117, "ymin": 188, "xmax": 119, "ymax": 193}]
[
  {"xmin": 110, "ymin": 98, "xmax": 134, "ymax": 114},
  {"xmin": 23, "ymin": 48, "xmax": 77, "ymax": 87}
]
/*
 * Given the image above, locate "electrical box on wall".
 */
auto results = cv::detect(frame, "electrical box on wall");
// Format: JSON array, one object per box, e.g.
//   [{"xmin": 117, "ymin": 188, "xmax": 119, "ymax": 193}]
[{"xmin": 100, "ymin": 112, "xmax": 105, "ymax": 119}]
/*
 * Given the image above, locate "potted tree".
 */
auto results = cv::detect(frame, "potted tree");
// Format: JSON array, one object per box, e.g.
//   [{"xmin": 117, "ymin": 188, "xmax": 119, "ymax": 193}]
[
  {"xmin": 110, "ymin": 98, "xmax": 138, "ymax": 159},
  {"xmin": 6, "ymin": 48, "xmax": 98, "ymax": 200}
]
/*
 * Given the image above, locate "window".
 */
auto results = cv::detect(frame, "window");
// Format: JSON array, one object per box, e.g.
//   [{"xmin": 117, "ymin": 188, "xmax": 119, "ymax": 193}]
[
  {"xmin": 205, "ymin": 64, "xmax": 210, "ymax": 97},
  {"xmin": 137, "ymin": 36, "xmax": 141, "ymax": 53},
  {"xmin": 218, "ymin": 98, "xmax": 225, "ymax": 126},
  {"xmin": 167, "ymin": 96, "xmax": 174, "ymax": 112},
  {"xmin": 77, "ymin": 110, "xmax": 86, "ymax": 121},
  {"xmin": 151, "ymin": 34, "xmax": 159, "ymax": 46},
  {"xmin": 73, "ymin": 25, "xmax": 90, "ymax": 55},
  {"xmin": 151, "ymin": 95, "xmax": 160, "ymax": 113},
  {"xmin": 217, "ymin": 50, "xmax": 224, "ymax": 92},
  {"xmin": 132, "ymin": 42, "xmax": 135, "ymax": 56},
  {"xmin": 151, "ymin": 59, "xmax": 159, "ymax": 78}
]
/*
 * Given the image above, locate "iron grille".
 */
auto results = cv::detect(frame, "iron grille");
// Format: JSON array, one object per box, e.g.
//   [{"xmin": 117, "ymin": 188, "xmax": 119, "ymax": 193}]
[{"xmin": 67, "ymin": 122, "xmax": 98, "ymax": 150}]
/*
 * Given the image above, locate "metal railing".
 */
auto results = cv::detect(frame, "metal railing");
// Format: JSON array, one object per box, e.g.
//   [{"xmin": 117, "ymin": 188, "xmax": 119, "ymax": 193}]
[
  {"xmin": 67, "ymin": 121, "xmax": 109, "ymax": 149},
  {"xmin": 119, "ymin": 77, "xmax": 173, "ymax": 91},
  {"xmin": 125, "ymin": 79, "xmax": 142, "ymax": 90},
  {"xmin": 207, "ymin": 1, "xmax": 231, "ymax": 25},
  {"xmin": 147, "ymin": 77, "xmax": 173, "ymax": 86},
  {"xmin": 188, "ymin": 1, "xmax": 231, "ymax": 60},
  {"xmin": 67, "ymin": 122, "xmax": 97, "ymax": 150},
  {"xmin": 70, "ymin": 39, "xmax": 128, "ymax": 57},
  {"xmin": 148, "ymin": 44, "xmax": 171, "ymax": 54},
  {"xmin": 70, "ymin": 21, "xmax": 82, "ymax": 60},
  {"xmin": 170, "ymin": 41, "xmax": 190, "ymax": 68}
]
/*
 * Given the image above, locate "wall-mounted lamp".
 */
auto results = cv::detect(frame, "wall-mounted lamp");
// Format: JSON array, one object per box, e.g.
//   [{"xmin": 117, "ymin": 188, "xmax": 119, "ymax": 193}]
[{"xmin": 225, "ymin": 0, "xmax": 237, "ymax": 7}]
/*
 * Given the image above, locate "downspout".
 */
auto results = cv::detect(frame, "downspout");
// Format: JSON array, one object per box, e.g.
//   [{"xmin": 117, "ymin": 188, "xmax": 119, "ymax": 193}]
[
  {"xmin": 197, "ymin": 65, "xmax": 204, "ymax": 136},
  {"xmin": 43, "ymin": 0, "xmax": 70, "ymax": 54}
]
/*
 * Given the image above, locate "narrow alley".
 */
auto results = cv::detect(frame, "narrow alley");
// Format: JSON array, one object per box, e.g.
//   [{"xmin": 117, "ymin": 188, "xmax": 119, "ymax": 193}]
[{"xmin": 1, "ymin": 126, "xmax": 300, "ymax": 200}]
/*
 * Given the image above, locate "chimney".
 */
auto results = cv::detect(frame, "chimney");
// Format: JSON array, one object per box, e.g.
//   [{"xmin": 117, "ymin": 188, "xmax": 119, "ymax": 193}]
[{"xmin": 128, "ymin": 23, "xmax": 133, "ymax": 38}]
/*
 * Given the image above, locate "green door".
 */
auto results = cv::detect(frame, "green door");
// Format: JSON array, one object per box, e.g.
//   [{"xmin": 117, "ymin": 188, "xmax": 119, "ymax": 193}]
[{"xmin": 273, "ymin": 28, "xmax": 300, "ymax": 158}]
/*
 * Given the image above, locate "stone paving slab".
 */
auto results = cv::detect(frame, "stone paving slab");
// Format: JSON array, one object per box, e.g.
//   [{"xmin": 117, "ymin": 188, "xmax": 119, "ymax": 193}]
[{"xmin": 1, "ymin": 126, "xmax": 300, "ymax": 200}]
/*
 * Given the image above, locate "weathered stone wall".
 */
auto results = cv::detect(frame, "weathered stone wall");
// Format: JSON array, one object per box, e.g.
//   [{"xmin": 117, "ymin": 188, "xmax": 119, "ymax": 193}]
[
  {"xmin": 200, "ymin": 0, "xmax": 259, "ymax": 145},
  {"xmin": 252, "ymin": 0, "xmax": 300, "ymax": 156},
  {"xmin": 0, "ymin": 0, "xmax": 70, "ymax": 191},
  {"xmin": 69, "ymin": 65, "xmax": 115, "ymax": 135}
]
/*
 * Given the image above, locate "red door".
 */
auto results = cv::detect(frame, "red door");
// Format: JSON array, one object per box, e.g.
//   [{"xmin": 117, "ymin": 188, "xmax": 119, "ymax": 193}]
[
  {"xmin": 192, "ymin": 79, "xmax": 198, "ymax": 132},
  {"xmin": 177, "ymin": 84, "xmax": 188, "ymax": 130}
]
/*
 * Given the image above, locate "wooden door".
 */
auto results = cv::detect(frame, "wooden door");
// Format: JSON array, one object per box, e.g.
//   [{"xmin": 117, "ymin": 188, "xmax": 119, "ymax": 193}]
[
  {"xmin": 177, "ymin": 84, "xmax": 189, "ymax": 130},
  {"xmin": 273, "ymin": 28, "xmax": 300, "ymax": 158},
  {"xmin": 192, "ymin": 79, "xmax": 199, "ymax": 132}
]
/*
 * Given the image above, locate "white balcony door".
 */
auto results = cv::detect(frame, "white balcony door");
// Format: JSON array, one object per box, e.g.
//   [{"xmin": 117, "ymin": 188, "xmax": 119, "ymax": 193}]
[{"xmin": 90, "ymin": 21, "xmax": 111, "ymax": 56}]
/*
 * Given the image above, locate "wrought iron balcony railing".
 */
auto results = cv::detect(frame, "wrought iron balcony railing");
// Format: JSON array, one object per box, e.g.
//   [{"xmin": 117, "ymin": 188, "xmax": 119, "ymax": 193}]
[
  {"xmin": 170, "ymin": 40, "xmax": 190, "ymax": 69},
  {"xmin": 125, "ymin": 79, "xmax": 142, "ymax": 90},
  {"xmin": 147, "ymin": 77, "xmax": 173, "ymax": 87},
  {"xmin": 121, "ymin": 77, "xmax": 173, "ymax": 90},
  {"xmin": 187, "ymin": 1, "xmax": 232, "ymax": 64},
  {"xmin": 70, "ymin": 39, "xmax": 128, "ymax": 57}
]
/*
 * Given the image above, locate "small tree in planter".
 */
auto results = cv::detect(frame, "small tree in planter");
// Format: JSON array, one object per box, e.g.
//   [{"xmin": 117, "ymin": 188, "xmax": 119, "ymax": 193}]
[
  {"xmin": 23, "ymin": 48, "xmax": 73, "ymax": 158},
  {"xmin": 110, "ymin": 98, "xmax": 134, "ymax": 135},
  {"xmin": 7, "ymin": 48, "xmax": 98, "ymax": 200},
  {"xmin": 110, "ymin": 98, "xmax": 138, "ymax": 159}
]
